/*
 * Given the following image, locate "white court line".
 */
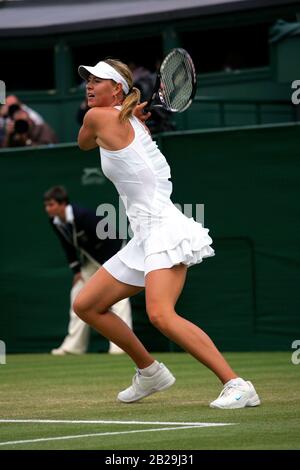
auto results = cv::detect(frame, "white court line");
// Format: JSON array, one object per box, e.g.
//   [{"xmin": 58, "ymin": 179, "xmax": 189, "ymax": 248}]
[
  {"xmin": 0, "ymin": 423, "xmax": 234, "ymax": 447},
  {"xmin": 0, "ymin": 419, "xmax": 235, "ymax": 426}
]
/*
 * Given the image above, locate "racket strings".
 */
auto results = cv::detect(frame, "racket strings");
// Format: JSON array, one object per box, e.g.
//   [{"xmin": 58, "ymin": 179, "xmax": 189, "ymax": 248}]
[{"xmin": 160, "ymin": 52, "xmax": 194, "ymax": 112}]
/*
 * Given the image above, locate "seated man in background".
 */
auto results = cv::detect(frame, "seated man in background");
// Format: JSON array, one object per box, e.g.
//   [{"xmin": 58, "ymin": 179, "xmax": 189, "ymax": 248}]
[{"xmin": 44, "ymin": 186, "xmax": 132, "ymax": 355}]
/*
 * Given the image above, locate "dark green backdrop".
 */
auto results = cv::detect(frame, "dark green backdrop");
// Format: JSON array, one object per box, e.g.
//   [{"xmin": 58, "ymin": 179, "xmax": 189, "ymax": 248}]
[{"xmin": 0, "ymin": 123, "xmax": 299, "ymax": 353}]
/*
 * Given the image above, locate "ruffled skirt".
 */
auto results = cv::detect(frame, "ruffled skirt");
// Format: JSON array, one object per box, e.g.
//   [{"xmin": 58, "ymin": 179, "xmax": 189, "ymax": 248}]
[{"xmin": 103, "ymin": 204, "xmax": 215, "ymax": 287}]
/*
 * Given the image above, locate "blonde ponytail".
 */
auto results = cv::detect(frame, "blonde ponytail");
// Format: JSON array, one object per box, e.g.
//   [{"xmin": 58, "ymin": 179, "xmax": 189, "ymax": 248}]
[
  {"xmin": 104, "ymin": 58, "xmax": 140, "ymax": 122},
  {"xmin": 119, "ymin": 87, "xmax": 141, "ymax": 122}
]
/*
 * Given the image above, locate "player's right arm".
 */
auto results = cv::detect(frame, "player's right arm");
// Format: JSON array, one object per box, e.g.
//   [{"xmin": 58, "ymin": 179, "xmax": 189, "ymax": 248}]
[{"xmin": 78, "ymin": 108, "xmax": 105, "ymax": 150}]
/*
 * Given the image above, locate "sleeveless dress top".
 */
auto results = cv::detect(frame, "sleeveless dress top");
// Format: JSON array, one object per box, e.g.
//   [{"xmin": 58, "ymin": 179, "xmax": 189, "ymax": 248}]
[{"xmin": 99, "ymin": 108, "xmax": 215, "ymax": 275}]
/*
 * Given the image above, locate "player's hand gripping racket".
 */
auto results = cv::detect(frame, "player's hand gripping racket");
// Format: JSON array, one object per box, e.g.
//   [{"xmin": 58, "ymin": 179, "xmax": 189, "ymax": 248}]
[{"xmin": 146, "ymin": 48, "xmax": 197, "ymax": 113}]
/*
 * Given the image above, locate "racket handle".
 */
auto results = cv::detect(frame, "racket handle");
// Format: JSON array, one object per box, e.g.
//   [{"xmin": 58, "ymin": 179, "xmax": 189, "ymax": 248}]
[{"xmin": 144, "ymin": 73, "xmax": 160, "ymax": 113}]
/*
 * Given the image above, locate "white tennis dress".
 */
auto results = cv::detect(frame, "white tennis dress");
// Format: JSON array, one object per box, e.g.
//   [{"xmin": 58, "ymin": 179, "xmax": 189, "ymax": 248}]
[{"xmin": 101, "ymin": 108, "xmax": 215, "ymax": 287}]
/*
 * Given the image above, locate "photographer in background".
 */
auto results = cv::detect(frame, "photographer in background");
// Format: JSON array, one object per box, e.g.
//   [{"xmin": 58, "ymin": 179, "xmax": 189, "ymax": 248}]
[
  {"xmin": 0, "ymin": 94, "xmax": 45, "ymax": 125},
  {"xmin": 1, "ymin": 106, "xmax": 58, "ymax": 148}
]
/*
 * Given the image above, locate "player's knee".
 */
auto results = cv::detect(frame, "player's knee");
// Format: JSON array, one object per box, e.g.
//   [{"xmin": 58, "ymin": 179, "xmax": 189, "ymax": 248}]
[
  {"xmin": 146, "ymin": 302, "xmax": 174, "ymax": 331},
  {"xmin": 73, "ymin": 292, "xmax": 90, "ymax": 319},
  {"xmin": 73, "ymin": 293, "xmax": 108, "ymax": 318}
]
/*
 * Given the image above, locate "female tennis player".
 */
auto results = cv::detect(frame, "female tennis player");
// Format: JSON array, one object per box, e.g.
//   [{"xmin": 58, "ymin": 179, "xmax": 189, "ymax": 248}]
[{"xmin": 74, "ymin": 59, "xmax": 260, "ymax": 409}]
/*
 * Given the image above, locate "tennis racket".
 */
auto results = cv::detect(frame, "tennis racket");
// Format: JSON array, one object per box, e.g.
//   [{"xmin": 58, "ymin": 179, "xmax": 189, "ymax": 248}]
[{"xmin": 146, "ymin": 48, "xmax": 197, "ymax": 113}]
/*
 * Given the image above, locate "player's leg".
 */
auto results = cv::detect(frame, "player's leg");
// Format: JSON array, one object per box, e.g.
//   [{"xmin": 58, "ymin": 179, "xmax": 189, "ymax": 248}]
[
  {"xmin": 108, "ymin": 298, "xmax": 133, "ymax": 354},
  {"xmin": 52, "ymin": 277, "xmax": 89, "ymax": 355},
  {"xmin": 60, "ymin": 278, "xmax": 90, "ymax": 353},
  {"xmin": 145, "ymin": 264, "xmax": 237, "ymax": 384},
  {"xmin": 145, "ymin": 264, "xmax": 260, "ymax": 408},
  {"xmin": 73, "ymin": 266, "xmax": 154, "ymax": 368}
]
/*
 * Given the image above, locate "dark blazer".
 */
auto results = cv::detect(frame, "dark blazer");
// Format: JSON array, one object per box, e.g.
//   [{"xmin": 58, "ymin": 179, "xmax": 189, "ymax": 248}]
[{"xmin": 49, "ymin": 204, "xmax": 123, "ymax": 274}]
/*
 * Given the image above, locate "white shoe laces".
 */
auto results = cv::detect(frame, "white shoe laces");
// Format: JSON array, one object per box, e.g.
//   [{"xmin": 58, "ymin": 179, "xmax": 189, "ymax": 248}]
[
  {"xmin": 218, "ymin": 383, "xmax": 240, "ymax": 399},
  {"xmin": 131, "ymin": 371, "xmax": 140, "ymax": 390}
]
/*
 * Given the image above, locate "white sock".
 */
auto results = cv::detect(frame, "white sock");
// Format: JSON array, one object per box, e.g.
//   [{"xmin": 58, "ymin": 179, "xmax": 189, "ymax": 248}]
[
  {"xmin": 225, "ymin": 377, "xmax": 246, "ymax": 387},
  {"xmin": 139, "ymin": 360, "xmax": 160, "ymax": 377}
]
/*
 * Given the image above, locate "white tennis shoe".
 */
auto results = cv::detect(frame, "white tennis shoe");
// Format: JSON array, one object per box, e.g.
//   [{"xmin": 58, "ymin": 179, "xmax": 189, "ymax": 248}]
[
  {"xmin": 210, "ymin": 380, "xmax": 261, "ymax": 409},
  {"xmin": 51, "ymin": 347, "xmax": 82, "ymax": 356},
  {"xmin": 51, "ymin": 348, "xmax": 68, "ymax": 356},
  {"xmin": 117, "ymin": 363, "xmax": 176, "ymax": 403}
]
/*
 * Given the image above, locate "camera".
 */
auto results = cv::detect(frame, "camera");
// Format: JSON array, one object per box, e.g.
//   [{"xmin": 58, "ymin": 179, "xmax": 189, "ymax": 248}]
[{"xmin": 14, "ymin": 119, "xmax": 29, "ymax": 134}]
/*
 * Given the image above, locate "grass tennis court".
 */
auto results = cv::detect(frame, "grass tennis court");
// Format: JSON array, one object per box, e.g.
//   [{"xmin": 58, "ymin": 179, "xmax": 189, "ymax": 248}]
[{"xmin": 0, "ymin": 352, "xmax": 299, "ymax": 450}]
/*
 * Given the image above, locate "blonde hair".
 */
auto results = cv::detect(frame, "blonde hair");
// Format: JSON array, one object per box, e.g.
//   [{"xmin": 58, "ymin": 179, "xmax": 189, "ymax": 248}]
[{"xmin": 104, "ymin": 59, "xmax": 141, "ymax": 122}]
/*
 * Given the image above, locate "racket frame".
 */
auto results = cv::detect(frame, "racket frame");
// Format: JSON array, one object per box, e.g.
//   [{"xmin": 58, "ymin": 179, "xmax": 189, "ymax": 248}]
[{"xmin": 146, "ymin": 48, "xmax": 197, "ymax": 113}]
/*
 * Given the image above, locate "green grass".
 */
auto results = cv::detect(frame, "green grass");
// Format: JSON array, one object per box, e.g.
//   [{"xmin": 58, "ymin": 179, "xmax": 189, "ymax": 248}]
[{"xmin": 0, "ymin": 352, "xmax": 299, "ymax": 450}]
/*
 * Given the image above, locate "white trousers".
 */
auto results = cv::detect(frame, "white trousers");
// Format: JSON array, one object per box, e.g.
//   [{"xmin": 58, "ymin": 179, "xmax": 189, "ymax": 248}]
[{"xmin": 59, "ymin": 261, "xmax": 132, "ymax": 354}]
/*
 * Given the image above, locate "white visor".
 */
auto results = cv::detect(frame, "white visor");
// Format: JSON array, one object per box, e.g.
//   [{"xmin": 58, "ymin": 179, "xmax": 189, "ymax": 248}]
[{"xmin": 78, "ymin": 61, "xmax": 129, "ymax": 95}]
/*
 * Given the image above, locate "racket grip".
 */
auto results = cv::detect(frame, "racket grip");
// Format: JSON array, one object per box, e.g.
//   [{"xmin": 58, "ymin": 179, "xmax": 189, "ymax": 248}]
[
  {"xmin": 144, "ymin": 93, "xmax": 155, "ymax": 114},
  {"xmin": 143, "ymin": 95, "xmax": 154, "ymax": 114},
  {"xmin": 144, "ymin": 73, "xmax": 160, "ymax": 113}
]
